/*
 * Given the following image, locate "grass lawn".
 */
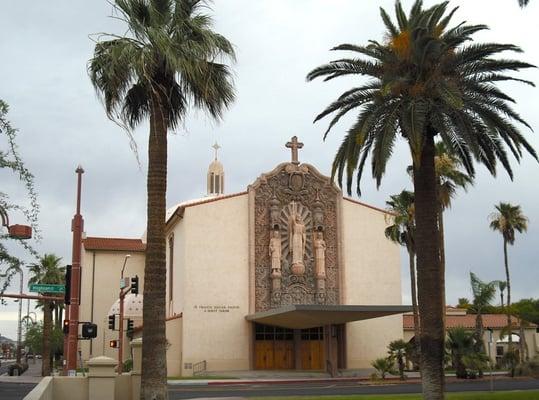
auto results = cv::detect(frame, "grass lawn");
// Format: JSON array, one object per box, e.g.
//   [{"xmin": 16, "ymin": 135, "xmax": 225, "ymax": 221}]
[{"xmin": 249, "ymin": 391, "xmax": 539, "ymax": 400}]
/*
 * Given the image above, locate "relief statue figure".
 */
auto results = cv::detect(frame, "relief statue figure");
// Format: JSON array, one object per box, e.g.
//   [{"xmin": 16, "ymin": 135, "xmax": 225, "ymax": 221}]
[
  {"xmin": 288, "ymin": 203, "xmax": 306, "ymax": 275},
  {"xmin": 269, "ymin": 230, "xmax": 282, "ymax": 278},
  {"xmin": 314, "ymin": 231, "xmax": 326, "ymax": 279}
]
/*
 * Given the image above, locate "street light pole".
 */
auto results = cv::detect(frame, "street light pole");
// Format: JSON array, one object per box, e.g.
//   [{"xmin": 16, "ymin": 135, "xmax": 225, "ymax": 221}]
[{"xmin": 66, "ymin": 166, "xmax": 84, "ymax": 374}]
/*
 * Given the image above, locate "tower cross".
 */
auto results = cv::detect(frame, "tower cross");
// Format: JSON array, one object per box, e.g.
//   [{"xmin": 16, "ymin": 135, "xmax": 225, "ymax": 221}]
[
  {"xmin": 212, "ymin": 142, "xmax": 221, "ymax": 160},
  {"xmin": 285, "ymin": 136, "xmax": 304, "ymax": 165}
]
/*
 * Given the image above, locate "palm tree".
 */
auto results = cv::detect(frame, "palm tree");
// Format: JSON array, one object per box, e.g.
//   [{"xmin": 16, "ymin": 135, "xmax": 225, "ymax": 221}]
[
  {"xmin": 89, "ymin": 2, "xmax": 235, "ymax": 398},
  {"xmin": 385, "ymin": 190, "xmax": 420, "ymax": 360},
  {"xmin": 519, "ymin": 0, "xmax": 530, "ymax": 7},
  {"xmin": 307, "ymin": 2, "xmax": 536, "ymax": 397},
  {"xmin": 468, "ymin": 272, "xmax": 497, "ymax": 377},
  {"xmin": 446, "ymin": 327, "xmax": 475, "ymax": 379},
  {"xmin": 435, "ymin": 142, "xmax": 473, "ymax": 314},
  {"xmin": 388, "ymin": 339, "xmax": 411, "ymax": 380},
  {"xmin": 489, "ymin": 202, "xmax": 528, "ymax": 356},
  {"xmin": 28, "ymin": 254, "xmax": 64, "ymax": 376}
]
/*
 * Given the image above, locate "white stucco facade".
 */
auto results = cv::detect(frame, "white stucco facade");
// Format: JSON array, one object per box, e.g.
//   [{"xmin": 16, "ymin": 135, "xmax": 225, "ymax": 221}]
[{"xmin": 341, "ymin": 198, "xmax": 402, "ymax": 368}]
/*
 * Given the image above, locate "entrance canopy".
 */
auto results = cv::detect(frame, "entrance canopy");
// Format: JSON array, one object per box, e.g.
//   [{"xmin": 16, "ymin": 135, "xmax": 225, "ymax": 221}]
[{"xmin": 246, "ymin": 304, "xmax": 412, "ymax": 329}]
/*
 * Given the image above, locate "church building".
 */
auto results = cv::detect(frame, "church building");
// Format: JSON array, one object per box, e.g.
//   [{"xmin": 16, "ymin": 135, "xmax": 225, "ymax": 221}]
[{"xmin": 79, "ymin": 137, "xmax": 409, "ymax": 376}]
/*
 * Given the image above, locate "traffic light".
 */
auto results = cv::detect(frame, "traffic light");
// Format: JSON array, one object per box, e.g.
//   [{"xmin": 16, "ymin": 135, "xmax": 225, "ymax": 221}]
[
  {"xmin": 64, "ymin": 265, "xmax": 72, "ymax": 305},
  {"xmin": 108, "ymin": 315, "xmax": 115, "ymax": 330},
  {"xmin": 127, "ymin": 319, "xmax": 134, "ymax": 333},
  {"xmin": 81, "ymin": 323, "xmax": 98, "ymax": 339},
  {"xmin": 109, "ymin": 340, "xmax": 118, "ymax": 348},
  {"xmin": 63, "ymin": 319, "xmax": 69, "ymax": 334},
  {"xmin": 130, "ymin": 275, "xmax": 139, "ymax": 295}
]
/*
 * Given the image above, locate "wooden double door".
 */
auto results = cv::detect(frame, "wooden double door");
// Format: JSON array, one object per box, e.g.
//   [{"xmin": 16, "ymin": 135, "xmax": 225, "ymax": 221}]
[
  {"xmin": 254, "ymin": 324, "xmax": 325, "ymax": 370},
  {"xmin": 299, "ymin": 327, "xmax": 325, "ymax": 370},
  {"xmin": 255, "ymin": 340, "xmax": 295, "ymax": 369}
]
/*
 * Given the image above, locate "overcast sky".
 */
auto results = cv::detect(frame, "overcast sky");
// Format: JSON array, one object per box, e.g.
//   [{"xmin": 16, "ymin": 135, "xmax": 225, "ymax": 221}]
[{"xmin": 1, "ymin": 0, "xmax": 538, "ymax": 340}]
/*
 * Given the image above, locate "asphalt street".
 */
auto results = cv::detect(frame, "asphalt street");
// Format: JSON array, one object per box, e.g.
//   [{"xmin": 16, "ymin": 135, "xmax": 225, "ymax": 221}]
[
  {"xmin": 0, "ymin": 382, "xmax": 36, "ymax": 400},
  {"xmin": 1, "ymin": 378, "xmax": 539, "ymax": 400}
]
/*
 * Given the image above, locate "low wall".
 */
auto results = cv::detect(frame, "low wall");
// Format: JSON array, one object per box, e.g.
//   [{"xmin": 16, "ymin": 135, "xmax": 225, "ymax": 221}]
[
  {"xmin": 23, "ymin": 377, "xmax": 53, "ymax": 400},
  {"xmin": 24, "ymin": 340, "xmax": 144, "ymax": 400}
]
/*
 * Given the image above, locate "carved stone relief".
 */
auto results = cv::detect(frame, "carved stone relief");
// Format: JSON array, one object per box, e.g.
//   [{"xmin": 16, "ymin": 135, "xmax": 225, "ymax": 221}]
[{"xmin": 251, "ymin": 162, "xmax": 341, "ymax": 312}]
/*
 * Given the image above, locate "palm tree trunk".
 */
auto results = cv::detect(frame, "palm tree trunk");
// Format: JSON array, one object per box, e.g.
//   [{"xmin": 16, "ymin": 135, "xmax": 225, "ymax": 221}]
[
  {"xmin": 141, "ymin": 92, "xmax": 168, "ymax": 400},
  {"xmin": 503, "ymin": 240, "xmax": 512, "ymax": 350},
  {"xmin": 519, "ymin": 323, "xmax": 528, "ymax": 362},
  {"xmin": 408, "ymin": 247, "xmax": 421, "ymax": 368},
  {"xmin": 438, "ymin": 205, "xmax": 446, "ymax": 332},
  {"xmin": 500, "ymin": 291, "xmax": 504, "ymax": 310},
  {"xmin": 42, "ymin": 301, "xmax": 52, "ymax": 376},
  {"xmin": 413, "ymin": 133, "xmax": 444, "ymax": 400},
  {"xmin": 54, "ymin": 304, "xmax": 60, "ymax": 329},
  {"xmin": 475, "ymin": 312, "xmax": 484, "ymax": 377}
]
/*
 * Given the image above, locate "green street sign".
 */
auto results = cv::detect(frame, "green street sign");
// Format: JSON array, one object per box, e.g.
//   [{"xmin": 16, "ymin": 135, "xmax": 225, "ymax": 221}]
[{"xmin": 29, "ymin": 284, "xmax": 65, "ymax": 294}]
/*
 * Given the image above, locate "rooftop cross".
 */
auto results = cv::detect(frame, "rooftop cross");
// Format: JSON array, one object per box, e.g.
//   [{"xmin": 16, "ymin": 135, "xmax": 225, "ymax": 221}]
[
  {"xmin": 212, "ymin": 142, "xmax": 221, "ymax": 160},
  {"xmin": 285, "ymin": 136, "xmax": 304, "ymax": 165}
]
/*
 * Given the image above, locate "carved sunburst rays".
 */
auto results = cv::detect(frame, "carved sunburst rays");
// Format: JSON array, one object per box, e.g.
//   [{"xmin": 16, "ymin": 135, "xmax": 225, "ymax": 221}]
[{"xmin": 279, "ymin": 202, "xmax": 313, "ymax": 260}]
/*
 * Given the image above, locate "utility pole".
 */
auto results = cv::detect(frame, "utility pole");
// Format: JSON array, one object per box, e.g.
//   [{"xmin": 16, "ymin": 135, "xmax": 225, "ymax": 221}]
[{"xmin": 66, "ymin": 166, "xmax": 84, "ymax": 374}]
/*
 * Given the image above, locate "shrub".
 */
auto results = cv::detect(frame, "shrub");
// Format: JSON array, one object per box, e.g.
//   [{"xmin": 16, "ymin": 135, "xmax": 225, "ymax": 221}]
[
  {"xmin": 371, "ymin": 357, "xmax": 396, "ymax": 380},
  {"xmin": 123, "ymin": 359, "xmax": 133, "ymax": 372}
]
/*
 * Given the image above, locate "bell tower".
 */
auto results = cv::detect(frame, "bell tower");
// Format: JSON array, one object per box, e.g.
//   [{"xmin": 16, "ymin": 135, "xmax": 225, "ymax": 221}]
[{"xmin": 207, "ymin": 142, "xmax": 224, "ymax": 196}]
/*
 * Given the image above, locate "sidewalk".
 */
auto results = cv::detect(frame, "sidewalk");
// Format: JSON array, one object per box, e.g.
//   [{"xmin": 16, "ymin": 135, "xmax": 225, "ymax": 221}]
[{"xmin": 0, "ymin": 359, "xmax": 43, "ymax": 384}]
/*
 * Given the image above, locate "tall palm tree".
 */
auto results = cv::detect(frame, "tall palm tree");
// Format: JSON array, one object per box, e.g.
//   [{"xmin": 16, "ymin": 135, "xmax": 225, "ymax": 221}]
[
  {"xmin": 28, "ymin": 254, "xmax": 64, "ymax": 376},
  {"xmin": 435, "ymin": 142, "xmax": 473, "ymax": 314},
  {"xmin": 307, "ymin": 2, "xmax": 536, "ymax": 398},
  {"xmin": 385, "ymin": 190, "xmax": 420, "ymax": 360},
  {"xmin": 89, "ymin": 1, "xmax": 235, "ymax": 398},
  {"xmin": 489, "ymin": 202, "xmax": 528, "ymax": 357}
]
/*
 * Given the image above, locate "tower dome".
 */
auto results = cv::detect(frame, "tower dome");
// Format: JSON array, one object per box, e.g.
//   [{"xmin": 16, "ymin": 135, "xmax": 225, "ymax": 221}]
[{"xmin": 207, "ymin": 142, "xmax": 224, "ymax": 196}]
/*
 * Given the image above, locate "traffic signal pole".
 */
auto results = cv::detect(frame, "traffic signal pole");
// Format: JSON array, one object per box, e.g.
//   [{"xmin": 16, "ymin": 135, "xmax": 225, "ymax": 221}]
[
  {"xmin": 66, "ymin": 166, "xmax": 84, "ymax": 374},
  {"xmin": 118, "ymin": 288, "xmax": 125, "ymax": 374}
]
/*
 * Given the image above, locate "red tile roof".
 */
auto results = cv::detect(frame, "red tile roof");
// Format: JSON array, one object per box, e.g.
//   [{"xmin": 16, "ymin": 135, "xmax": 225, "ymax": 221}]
[
  {"xmin": 83, "ymin": 237, "xmax": 146, "ymax": 252},
  {"xmin": 403, "ymin": 313, "xmax": 536, "ymax": 330}
]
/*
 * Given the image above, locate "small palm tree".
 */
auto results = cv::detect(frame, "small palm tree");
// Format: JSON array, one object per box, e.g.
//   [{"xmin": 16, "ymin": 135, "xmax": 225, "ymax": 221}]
[
  {"xmin": 469, "ymin": 272, "xmax": 497, "ymax": 353},
  {"xmin": 371, "ymin": 357, "xmax": 396, "ymax": 380},
  {"xmin": 519, "ymin": 0, "xmax": 530, "ymax": 7},
  {"xmin": 89, "ymin": 1, "xmax": 235, "ymax": 397},
  {"xmin": 28, "ymin": 254, "xmax": 64, "ymax": 376},
  {"xmin": 489, "ymin": 202, "xmax": 528, "ymax": 353},
  {"xmin": 388, "ymin": 339, "xmax": 411, "ymax": 380},
  {"xmin": 446, "ymin": 327, "xmax": 475, "ymax": 379},
  {"xmin": 307, "ymin": 2, "xmax": 536, "ymax": 397},
  {"xmin": 385, "ymin": 190, "xmax": 420, "ymax": 358}
]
